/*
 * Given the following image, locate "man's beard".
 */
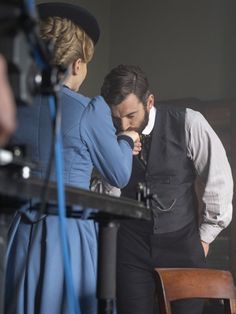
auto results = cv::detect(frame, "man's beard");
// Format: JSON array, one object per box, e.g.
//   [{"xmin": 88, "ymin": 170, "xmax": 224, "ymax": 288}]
[
  {"xmin": 114, "ymin": 106, "xmax": 150, "ymax": 134},
  {"xmin": 136, "ymin": 107, "xmax": 149, "ymax": 133},
  {"xmin": 126, "ymin": 106, "xmax": 149, "ymax": 134}
]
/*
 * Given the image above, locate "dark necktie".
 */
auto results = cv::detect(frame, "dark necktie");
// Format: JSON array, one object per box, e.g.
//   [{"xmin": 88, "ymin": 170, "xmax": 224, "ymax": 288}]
[{"xmin": 139, "ymin": 134, "xmax": 152, "ymax": 166}]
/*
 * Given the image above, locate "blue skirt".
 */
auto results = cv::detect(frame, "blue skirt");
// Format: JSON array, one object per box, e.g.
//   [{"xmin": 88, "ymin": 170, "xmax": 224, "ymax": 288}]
[{"xmin": 5, "ymin": 210, "xmax": 98, "ymax": 314}]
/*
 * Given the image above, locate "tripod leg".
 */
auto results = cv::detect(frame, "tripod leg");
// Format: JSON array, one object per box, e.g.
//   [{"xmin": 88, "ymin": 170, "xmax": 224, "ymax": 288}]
[
  {"xmin": 0, "ymin": 214, "xmax": 11, "ymax": 314},
  {"xmin": 97, "ymin": 221, "xmax": 119, "ymax": 314}
]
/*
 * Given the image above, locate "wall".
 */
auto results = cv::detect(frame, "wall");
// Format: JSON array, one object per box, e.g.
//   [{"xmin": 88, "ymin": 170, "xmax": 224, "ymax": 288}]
[
  {"xmin": 109, "ymin": 0, "xmax": 236, "ymax": 101},
  {"xmin": 75, "ymin": 0, "xmax": 112, "ymax": 96},
  {"xmin": 37, "ymin": 0, "xmax": 236, "ymax": 101}
]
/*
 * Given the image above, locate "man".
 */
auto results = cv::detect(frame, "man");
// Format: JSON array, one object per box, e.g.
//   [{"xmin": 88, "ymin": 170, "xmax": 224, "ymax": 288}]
[{"xmin": 100, "ymin": 64, "xmax": 233, "ymax": 314}]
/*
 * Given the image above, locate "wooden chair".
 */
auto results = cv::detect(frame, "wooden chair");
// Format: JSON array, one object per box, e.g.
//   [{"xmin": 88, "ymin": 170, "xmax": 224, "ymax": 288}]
[{"xmin": 155, "ymin": 268, "xmax": 236, "ymax": 314}]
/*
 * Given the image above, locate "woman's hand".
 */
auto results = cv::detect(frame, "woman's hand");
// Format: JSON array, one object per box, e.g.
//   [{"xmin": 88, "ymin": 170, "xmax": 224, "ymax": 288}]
[
  {"xmin": 133, "ymin": 138, "xmax": 141, "ymax": 155},
  {"xmin": 119, "ymin": 130, "xmax": 140, "ymax": 143},
  {"xmin": 119, "ymin": 131, "xmax": 141, "ymax": 155}
]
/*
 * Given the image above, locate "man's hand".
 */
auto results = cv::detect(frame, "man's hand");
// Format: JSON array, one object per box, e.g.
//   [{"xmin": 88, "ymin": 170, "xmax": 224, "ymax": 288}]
[{"xmin": 201, "ymin": 240, "xmax": 209, "ymax": 257}]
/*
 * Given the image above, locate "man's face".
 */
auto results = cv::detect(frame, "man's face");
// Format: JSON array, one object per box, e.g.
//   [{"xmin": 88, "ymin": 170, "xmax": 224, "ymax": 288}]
[{"xmin": 110, "ymin": 93, "xmax": 154, "ymax": 133}]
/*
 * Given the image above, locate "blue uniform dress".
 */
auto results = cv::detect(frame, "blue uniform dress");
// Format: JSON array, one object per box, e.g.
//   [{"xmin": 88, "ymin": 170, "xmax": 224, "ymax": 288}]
[{"xmin": 5, "ymin": 87, "xmax": 133, "ymax": 314}]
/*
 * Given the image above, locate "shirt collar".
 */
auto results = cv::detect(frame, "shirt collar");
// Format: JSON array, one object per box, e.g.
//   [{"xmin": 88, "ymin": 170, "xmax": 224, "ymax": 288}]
[{"xmin": 142, "ymin": 106, "xmax": 156, "ymax": 135}]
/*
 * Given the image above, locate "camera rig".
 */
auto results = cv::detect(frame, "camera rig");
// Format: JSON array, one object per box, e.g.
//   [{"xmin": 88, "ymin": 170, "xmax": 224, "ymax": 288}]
[{"xmin": 0, "ymin": 0, "xmax": 65, "ymax": 105}]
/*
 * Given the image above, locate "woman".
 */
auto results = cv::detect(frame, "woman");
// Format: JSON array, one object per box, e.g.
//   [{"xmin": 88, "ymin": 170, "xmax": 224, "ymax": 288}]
[{"xmin": 5, "ymin": 3, "xmax": 139, "ymax": 314}]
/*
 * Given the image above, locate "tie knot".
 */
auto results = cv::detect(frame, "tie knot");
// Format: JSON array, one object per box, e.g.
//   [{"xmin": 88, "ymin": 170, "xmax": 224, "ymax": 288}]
[
  {"xmin": 139, "ymin": 133, "xmax": 152, "ymax": 165},
  {"xmin": 140, "ymin": 134, "xmax": 152, "ymax": 146}
]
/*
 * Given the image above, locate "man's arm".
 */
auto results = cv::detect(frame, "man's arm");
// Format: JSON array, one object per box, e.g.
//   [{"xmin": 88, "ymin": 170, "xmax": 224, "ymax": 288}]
[{"xmin": 185, "ymin": 108, "xmax": 233, "ymax": 254}]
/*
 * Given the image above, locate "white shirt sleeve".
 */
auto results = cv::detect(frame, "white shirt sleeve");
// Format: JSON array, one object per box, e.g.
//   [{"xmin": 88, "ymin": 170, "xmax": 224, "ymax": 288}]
[{"xmin": 185, "ymin": 108, "xmax": 233, "ymax": 244}]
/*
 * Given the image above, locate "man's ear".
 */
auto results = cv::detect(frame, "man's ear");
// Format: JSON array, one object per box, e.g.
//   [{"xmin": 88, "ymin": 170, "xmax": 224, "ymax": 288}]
[
  {"xmin": 72, "ymin": 58, "xmax": 82, "ymax": 75},
  {"xmin": 147, "ymin": 94, "xmax": 154, "ymax": 111}
]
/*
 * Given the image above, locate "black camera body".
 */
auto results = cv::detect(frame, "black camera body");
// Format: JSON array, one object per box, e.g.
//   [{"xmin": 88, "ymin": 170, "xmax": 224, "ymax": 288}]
[
  {"xmin": 0, "ymin": 0, "xmax": 40, "ymax": 105},
  {"xmin": 0, "ymin": 0, "xmax": 62, "ymax": 106}
]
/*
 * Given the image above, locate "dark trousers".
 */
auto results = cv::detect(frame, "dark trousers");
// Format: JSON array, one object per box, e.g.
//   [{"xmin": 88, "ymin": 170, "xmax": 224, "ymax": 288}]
[{"xmin": 116, "ymin": 221, "xmax": 206, "ymax": 314}]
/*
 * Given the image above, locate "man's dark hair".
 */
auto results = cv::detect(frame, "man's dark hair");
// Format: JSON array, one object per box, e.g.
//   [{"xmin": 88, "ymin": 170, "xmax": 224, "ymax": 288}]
[{"xmin": 101, "ymin": 64, "xmax": 150, "ymax": 106}]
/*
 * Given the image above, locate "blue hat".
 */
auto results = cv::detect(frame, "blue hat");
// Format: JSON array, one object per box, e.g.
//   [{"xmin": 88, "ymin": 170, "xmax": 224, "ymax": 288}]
[{"xmin": 37, "ymin": 2, "xmax": 100, "ymax": 45}]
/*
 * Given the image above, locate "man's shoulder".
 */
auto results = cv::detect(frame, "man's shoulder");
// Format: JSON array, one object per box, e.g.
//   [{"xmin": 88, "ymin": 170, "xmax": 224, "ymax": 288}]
[
  {"xmin": 155, "ymin": 104, "xmax": 188, "ymax": 123},
  {"xmin": 155, "ymin": 103, "xmax": 187, "ymax": 113}
]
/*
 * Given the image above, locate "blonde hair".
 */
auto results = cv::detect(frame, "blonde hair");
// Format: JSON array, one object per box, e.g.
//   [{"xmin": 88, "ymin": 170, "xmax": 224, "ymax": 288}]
[{"xmin": 39, "ymin": 17, "xmax": 94, "ymax": 67}]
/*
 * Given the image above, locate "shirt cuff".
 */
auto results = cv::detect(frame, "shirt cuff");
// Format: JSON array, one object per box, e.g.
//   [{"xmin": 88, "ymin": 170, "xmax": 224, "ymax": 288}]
[
  {"xmin": 199, "ymin": 223, "xmax": 224, "ymax": 244},
  {"xmin": 117, "ymin": 135, "xmax": 134, "ymax": 149}
]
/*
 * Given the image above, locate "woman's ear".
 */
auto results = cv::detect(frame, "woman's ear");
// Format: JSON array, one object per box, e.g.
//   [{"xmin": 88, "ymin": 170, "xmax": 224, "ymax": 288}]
[{"xmin": 72, "ymin": 58, "xmax": 82, "ymax": 75}]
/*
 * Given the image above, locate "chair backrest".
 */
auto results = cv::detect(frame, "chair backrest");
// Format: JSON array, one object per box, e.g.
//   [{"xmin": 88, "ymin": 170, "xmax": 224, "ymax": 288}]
[{"xmin": 155, "ymin": 268, "xmax": 236, "ymax": 314}]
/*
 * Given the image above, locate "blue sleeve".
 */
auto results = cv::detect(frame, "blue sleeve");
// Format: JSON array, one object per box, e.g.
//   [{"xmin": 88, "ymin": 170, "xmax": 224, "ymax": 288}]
[{"xmin": 80, "ymin": 96, "xmax": 133, "ymax": 188}]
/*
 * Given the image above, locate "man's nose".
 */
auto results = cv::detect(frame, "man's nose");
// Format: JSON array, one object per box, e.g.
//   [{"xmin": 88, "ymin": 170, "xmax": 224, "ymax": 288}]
[{"xmin": 120, "ymin": 118, "xmax": 130, "ymax": 131}]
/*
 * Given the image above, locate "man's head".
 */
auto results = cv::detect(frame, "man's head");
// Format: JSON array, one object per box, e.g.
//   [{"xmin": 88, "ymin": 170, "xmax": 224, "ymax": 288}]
[{"xmin": 101, "ymin": 65, "xmax": 154, "ymax": 133}]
